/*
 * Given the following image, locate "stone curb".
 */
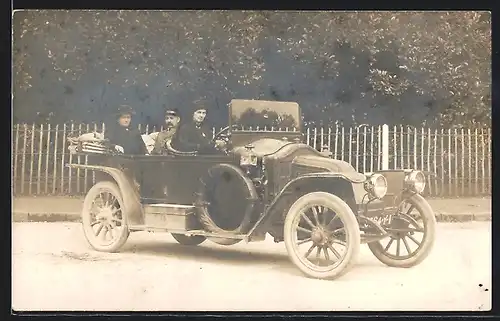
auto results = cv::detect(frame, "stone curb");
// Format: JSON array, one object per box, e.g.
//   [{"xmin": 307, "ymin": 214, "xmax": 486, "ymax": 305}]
[
  {"xmin": 12, "ymin": 212, "xmax": 81, "ymax": 223},
  {"xmin": 12, "ymin": 211, "xmax": 491, "ymax": 223},
  {"xmin": 434, "ymin": 212, "xmax": 491, "ymax": 222}
]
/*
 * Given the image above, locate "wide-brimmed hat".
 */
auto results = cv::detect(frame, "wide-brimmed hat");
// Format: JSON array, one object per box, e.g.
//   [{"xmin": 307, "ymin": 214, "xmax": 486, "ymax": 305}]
[
  {"xmin": 192, "ymin": 98, "xmax": 208, "ymax": 112},
  {"xmin": 114, "ymin": 104, "xmax": 136, "ymax": 117}
]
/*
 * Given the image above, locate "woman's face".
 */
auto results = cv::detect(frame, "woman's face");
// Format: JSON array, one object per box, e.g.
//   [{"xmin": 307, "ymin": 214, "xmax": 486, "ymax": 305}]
[
  {"xmin": 118, "ymin": 114, "xmax": 132, "ymax": 127},
  {"xmin": 193, "ymin": 109, "xmax": 207, "ymax": 123}
]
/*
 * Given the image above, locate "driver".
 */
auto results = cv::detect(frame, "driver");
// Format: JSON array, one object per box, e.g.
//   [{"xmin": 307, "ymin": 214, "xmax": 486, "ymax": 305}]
[{"xmin": 171, "ymin": 104, "xmax": 226, "ymax": 154}]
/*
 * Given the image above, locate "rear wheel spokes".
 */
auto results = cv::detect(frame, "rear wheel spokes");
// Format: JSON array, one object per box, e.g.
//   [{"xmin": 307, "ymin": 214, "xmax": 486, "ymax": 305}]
[
  {"xmin": 89, "ymin": 192, "xmax": 123, "ymax": 244},
  {"xmin": 100, "ymin": 192, "xmax": 109, "ymax": 207},
  {"xmin": 90, "ymin": 201, "xmax": 102, "ymax": 215},
  {"xmin": 108, "ymin": 226, "xmax": 117, "ymax": 239},
  {"xmin": 95, "ymin": 223, "xmax": 104, "ymax": 236},
  {"xmin": 95, "ymin": 223, "xmax": 108, "ymax": 242},
  {"xmin": 91, "ymin": 221, "xmax": 102, "ymax": 227}
]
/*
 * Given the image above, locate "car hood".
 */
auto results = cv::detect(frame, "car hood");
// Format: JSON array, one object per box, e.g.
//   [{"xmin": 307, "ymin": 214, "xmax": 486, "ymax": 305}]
[
  {"xmin": 292, "ymin": 155, "xmax": 359, "ymax": 174},
  {"xmin": 232, "ymin": 138, "xmax": 295, "ymax": 157},
  {"xmin": 232, "ymin": 138, "xmax": 364, "ymax": 178}
]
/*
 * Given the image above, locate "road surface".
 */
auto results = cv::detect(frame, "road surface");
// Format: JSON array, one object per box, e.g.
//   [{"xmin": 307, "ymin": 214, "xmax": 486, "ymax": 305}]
[{"xmin": 12, "ymin": 221, "xmax": 491, "ymax": 311}]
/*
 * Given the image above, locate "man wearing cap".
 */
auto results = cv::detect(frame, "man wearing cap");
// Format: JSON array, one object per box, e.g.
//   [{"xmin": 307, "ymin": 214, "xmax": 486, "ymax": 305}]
[
  {"xmin": 171, "ymin": 105, "xmax": 225, "ymax": 154},
  {"xmin": 151, "ymin": 108, "xmax": 181, "ymax": 155},
  {"xmin": 105, "ymin": 105, "xmax": 148, "ymax": 155}
]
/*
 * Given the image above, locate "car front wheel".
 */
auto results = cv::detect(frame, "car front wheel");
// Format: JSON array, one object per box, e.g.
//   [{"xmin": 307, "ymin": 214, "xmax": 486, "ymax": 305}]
[
  {"xmin": 284, "ymin": 192, "xmax": 361, "ymax": 280},
  {"xmin": 367, "ymin": 194, "xmax": 436, "ymax": 268}
]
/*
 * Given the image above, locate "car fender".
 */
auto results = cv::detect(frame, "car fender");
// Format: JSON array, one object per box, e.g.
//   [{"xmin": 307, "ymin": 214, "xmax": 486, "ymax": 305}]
[
  {"xmin": 67, "ymin": 164, "xmax": 145, "ymax": 226},
  {"xmin": 248, "ymin": 172, "xmax": 366, "ymax": 237}
]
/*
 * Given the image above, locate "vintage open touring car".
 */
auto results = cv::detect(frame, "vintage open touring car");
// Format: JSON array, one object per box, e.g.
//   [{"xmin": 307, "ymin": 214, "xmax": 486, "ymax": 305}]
[{"xmin": 67, "ymin": 99, "xmax": 436, "ymax": 280}]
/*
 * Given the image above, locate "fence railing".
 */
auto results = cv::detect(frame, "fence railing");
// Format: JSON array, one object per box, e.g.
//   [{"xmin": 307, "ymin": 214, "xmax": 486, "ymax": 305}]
[{"xmin": 11, "ymin": 122, "xmax": 491, "ymax": 198}]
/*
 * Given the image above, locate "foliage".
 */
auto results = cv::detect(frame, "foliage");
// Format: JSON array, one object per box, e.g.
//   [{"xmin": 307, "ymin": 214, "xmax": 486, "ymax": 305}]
[
  {"xmin": 232, "ymin": 108, "xmax": 298, "ymax": 129},
  {"xmin": 12, "ymin": 10, "xmax": 491, "ymax": 127}
]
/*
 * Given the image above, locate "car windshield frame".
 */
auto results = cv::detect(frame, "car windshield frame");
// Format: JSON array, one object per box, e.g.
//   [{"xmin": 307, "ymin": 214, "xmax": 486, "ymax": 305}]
[{"xmin": 228, "ymin": 99, "xmax": 302, "ymax": 133}]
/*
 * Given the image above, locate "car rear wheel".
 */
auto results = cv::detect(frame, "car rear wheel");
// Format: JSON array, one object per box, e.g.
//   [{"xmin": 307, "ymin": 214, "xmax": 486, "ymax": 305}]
[
  {"xmin": 81, "ymin": 181, "xmax": 130, "ymax": 252},
  {"xmin": 284, "ymin": 192, "xmax": 361, "ymax": 280},
  {"xmin": 367, "ymin": 194, "xmax": 436, "ymax": 268}
]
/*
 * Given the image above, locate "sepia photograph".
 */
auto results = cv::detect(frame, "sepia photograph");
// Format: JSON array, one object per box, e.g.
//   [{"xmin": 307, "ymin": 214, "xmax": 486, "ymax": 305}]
[{"xmin": 11, "ymin": 9, "xmax": 491, "ymax": 312}]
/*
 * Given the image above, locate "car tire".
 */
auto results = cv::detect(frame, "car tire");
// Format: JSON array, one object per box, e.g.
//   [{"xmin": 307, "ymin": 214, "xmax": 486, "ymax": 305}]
[
  {"xmin": 81, "ymin": 181, "xmax": 130, "ymax": 253},
  {"xmin": 284, "ymin": 192, "xmax": 361, "ymax": 280},
  {"xmin": 367, "ymin": 194, "xmax": 436, "ymax": 268}
]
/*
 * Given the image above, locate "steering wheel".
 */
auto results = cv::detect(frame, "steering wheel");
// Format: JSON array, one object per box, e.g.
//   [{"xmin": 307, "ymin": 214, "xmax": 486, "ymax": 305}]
[
  {"xmin": 212, "ymin": 124, "xmax": 240, "ymax": 153},
  {"xmin": 213, "ymin": 124, "xmax": 240, "ymax": 141}
]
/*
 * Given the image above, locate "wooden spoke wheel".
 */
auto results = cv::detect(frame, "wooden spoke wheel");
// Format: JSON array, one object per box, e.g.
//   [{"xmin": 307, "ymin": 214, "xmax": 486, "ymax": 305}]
[
  {"xmin": 81, "ymin": 181, "xmax": 130, "ymax": 252},
  {"xmin": 284, "ymin": 192, "xmax": 361, "ymax": 280},
  {"xmin": 367, "ymin": 194, "xmax": 436, "ymax": 268}
]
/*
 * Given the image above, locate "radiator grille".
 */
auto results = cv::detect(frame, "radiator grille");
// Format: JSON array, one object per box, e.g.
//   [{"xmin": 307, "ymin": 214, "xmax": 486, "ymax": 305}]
[{"xmin": 381, "ymin": 171, "xmax": 405, "ymax": 195}]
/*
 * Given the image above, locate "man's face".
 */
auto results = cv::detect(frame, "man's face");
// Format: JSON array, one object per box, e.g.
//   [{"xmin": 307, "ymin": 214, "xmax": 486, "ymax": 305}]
[
  {"xmin": 193, "ymin": 109, "xmax": 207, "ymax": 123},
  {"xmin": 118, "ymin": 114, "xmax": 132, "ymax": 127},
  {"xmin": 165, "ymin": 115, "xmax": 180, "ymax": 128}
]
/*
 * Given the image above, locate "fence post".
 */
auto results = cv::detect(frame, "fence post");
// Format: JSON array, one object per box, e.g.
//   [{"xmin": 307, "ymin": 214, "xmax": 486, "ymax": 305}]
[{"xmin": 381, "ymin": 124, "xmax": 389, "ymax": 170}]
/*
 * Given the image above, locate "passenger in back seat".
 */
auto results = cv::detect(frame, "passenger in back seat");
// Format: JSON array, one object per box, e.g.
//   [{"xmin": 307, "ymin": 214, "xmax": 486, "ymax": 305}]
[{"xmin": 151, "ymin": 108, "xmax": 181, "ymax": 155}]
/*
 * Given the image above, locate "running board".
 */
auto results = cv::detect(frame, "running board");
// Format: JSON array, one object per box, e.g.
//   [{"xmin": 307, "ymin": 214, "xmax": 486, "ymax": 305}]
[{"xmin": 128, "ymin": 226, "xmax": 248, "ymax": 241}]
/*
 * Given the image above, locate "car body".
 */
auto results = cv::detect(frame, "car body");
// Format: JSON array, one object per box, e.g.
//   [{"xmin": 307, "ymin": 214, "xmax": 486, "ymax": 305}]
[{"xmin": 68, "ymin": 99, "xmax": 436, "ymax": 280}]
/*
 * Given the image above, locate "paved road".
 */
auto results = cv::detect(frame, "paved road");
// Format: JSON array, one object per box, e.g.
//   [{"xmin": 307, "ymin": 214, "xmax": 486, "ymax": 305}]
[{"xmin": 12, "ymin": 222, "xmax": 491, "ymax": 312}]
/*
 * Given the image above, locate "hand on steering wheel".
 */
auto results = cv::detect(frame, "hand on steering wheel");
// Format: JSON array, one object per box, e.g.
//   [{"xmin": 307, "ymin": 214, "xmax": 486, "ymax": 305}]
[
  {"xmin": 212, "ymin": 124, "xmax": 239, "ymax": 141},
  {"xmin": 214, "ymin": 139, "xmax": 226, "ymax": 148},
  {"xmin": 212, "ymin": 125, "xmax": 238, "ymax": 153}
]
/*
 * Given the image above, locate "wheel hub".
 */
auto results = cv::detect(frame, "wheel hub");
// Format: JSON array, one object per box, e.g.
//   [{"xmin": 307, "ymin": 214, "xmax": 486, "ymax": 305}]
[
  {"xmin": 311, "ymin": 228, "xmax": 328, "ymax": 245},
  {"xmin": 97, "ymin": 207, "xmax": 113, "ymax": 224}
]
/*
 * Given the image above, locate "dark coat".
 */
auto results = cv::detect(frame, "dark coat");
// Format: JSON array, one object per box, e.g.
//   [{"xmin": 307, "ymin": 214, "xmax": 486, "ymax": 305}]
[
  {"xmin": 171, "ymin": 121, "xmax": 218, "ymax": 153},
  {"xmin": 105, "ymin": 123, "xmax": 148, "ymax": 155}
]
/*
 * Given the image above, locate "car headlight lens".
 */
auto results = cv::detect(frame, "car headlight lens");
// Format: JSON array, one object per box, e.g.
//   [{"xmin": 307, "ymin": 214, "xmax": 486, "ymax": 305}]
[
  {"xmin": 364, "ymin": 173, "xmax": 388, "ymax": 199},
  {"xmin": 405, "ymin": 170, "xmax": 426, "ymax": 193}
]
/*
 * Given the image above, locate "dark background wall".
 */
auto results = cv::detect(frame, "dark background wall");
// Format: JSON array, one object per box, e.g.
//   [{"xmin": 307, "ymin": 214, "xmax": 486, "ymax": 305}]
[{"xmin": 12, "ymin": 10, "xmax": 491, "ymax": 128}]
